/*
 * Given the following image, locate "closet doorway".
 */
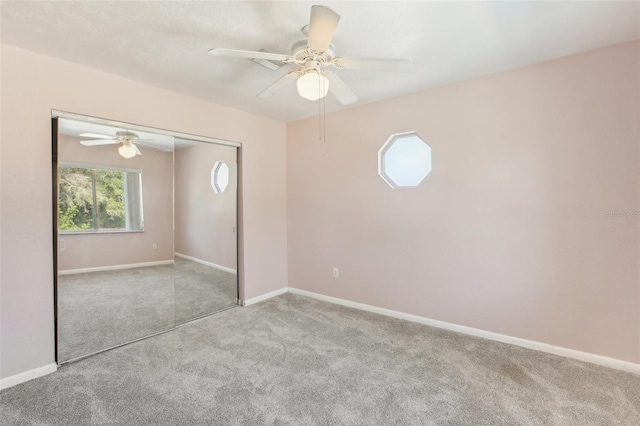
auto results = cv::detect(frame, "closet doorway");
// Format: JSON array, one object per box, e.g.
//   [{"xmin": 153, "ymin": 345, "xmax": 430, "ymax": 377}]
[{"xmin": 52, "ymin": 111, "xmax": 240, "ymax": 363}]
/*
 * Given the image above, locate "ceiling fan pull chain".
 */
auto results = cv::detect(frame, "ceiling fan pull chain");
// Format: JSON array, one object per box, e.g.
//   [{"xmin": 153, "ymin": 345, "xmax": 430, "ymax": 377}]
[
  {"xmin": 318, "ymin": 73, "xmax": 326, "ymax": 144},
  {"xmin": 323, "ymin": 80, "xmax": 327, "ymax": 144},
  {"xmin": 319, "ymin": 74, "xmax": 322, "ymax": 141}
]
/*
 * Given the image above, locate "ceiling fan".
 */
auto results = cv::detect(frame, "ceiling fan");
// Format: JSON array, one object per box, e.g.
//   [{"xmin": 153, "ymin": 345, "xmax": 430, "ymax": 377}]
[
  {"xmin": 80, "ymin": 131, "xmax": 152, "ymax": 158},
  {"xmin": 209, "ymin": 5, "xmax": 413, "ymax": 105}
]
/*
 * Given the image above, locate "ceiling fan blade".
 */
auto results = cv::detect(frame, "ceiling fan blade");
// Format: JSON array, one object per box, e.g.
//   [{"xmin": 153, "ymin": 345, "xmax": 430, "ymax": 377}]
[
  {"xmin": 307, "ymin": 5, "xmax": 340, "ymax": 52},
  {"xmin": 80, "ymin": 139, "xmax": 118, "ymax": 146},
  {"xmin": 258, "ymin": 71, "xmax": 299, "ymax": 99},
  {"xmin": 335, "ymin": 57, "xmax": 414, "ymax": 72},
  {"xmin": 79, "ymin": 132, "xmax": 114, "ymax": 139},
  {"xmin": 209, "ymin": 48, "xmax": 291, "ymax": 62},
  {"xmin": 325, "ymin": 72, "xmax": 358, "ymax": 105},
  {"xmin": 132, "ymin": 144, "xmax": 142, "ymax": 156}
]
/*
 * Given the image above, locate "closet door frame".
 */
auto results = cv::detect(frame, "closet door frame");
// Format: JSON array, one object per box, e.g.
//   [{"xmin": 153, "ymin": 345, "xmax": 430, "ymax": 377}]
[{"xmin": 51, "ymin": 110, "xmax": 243, "ymax": 365}]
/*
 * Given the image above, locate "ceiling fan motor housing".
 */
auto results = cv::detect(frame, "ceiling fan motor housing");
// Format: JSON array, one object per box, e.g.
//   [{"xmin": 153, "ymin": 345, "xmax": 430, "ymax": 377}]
[
  {"xmin": 115, "ymin": 131, "xmax": 139, "ymax": 142},
  {"xmin": 291, "ymin": 39, "xmax": 335, "ymax": 65}
]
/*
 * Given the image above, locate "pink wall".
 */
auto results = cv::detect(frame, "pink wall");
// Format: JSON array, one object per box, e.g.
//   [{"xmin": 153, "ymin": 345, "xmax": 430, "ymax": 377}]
[
  {"xmin": 175, "ymin": 143, "xmax": 237, "ymax": 270},
  {"xmin": 0, "ymin": 44, "xmax": 288, "ymax": 379},
  {"xmin": 2, "ymin": 40, "xmax": 638, "ymax": 382},
  {"xmin": 287, "ymin": 41, "xmax": 640, "ymax": 363},
  {"xmin": 57, "ymin": 134, "xmax": 174, "ymax": 270}
]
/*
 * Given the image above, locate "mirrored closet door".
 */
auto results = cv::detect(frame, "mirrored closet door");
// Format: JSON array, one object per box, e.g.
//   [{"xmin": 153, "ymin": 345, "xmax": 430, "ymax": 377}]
[
  {"xmin": 174, "ymin": 139, "xmax": 238, "ymax": 324},
  {"xmin": 54, "ymin": 115, "xmax": 238, "ymax": 363}
]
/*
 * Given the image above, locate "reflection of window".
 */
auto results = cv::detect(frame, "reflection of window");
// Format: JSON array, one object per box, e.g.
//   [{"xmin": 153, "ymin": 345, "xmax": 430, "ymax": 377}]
[
  {"xmin": 379, "ymin": 132, "xmax": 432, "ymax": 188},
  {"xmin": 58, "ymin": 163, "xmax": 143, "ymax": 232},
  {"xmin": 211, "ymin": 161, "xmax": 230, "ymax": 194}
]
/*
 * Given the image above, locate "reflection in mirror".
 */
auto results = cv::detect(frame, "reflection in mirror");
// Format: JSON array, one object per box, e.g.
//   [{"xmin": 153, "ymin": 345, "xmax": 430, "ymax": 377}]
[
  {"xmin": 56, "ymin": 118, "xmax": 176, "ymax": 362},
  {"xmin": 58, "ymin": 164, "xmax": 143, "ymax": 232},
  {"xmin": 174, "ymin": 139, "xmax": 238, "ymax": 324},
  {"xmin": 211, "ymin": 161, "xmax": 230, "ymax": 194},
  {"xmin": 55, "ymin": 117, "xmax": 239, "ymax": 363}
]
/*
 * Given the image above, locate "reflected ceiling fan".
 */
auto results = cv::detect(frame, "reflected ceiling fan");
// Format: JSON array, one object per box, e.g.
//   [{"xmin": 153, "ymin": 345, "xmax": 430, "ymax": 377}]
[
  {"xmin": 80, "ymin": 131, "xmax": 154, "ymax": 159},
  {"xmin": 209, "ymin": 5, "xmax": 413, "ymax": 104}
]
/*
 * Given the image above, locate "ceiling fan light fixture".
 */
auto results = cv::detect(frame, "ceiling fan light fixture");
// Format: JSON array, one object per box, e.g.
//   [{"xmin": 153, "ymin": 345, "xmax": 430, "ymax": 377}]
[
  {"xmin": 296, "ymin": 70, "xmax": 329, "ymax": 101},
  {"xmin": 118, "ymin": 143, "xmax": 137, "ymax": 159}
]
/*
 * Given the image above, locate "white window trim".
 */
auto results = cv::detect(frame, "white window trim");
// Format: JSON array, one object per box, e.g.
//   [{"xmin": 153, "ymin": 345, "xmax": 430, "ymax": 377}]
[{"xmin": 378, "ymin": 131, "xmax": 432, "ymax": 189}]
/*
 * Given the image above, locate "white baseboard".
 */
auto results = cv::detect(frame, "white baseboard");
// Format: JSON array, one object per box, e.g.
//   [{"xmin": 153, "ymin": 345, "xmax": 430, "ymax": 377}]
[
  {"xmin": 58, "ymin": 260, "xmax": 174, "ymax": 275},
  {"xmin": 287, "ymin": 288, "xmax": 640, "ymax": 376},
  {"xmin": 242, "ymin": 287, "xmax": 288, "ymax": 307},
  {"xmin": 0, "ymin": 363, "xmax": 58, "ymax": 390},
  {"xmin": 174, "ymin": 252, "xmax": 237, "ymax": 275}
]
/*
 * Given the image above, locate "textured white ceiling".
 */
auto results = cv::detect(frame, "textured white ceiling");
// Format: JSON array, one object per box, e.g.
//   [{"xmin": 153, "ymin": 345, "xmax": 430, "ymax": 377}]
[{"xmin": 2, "ymin": 1, "xmax": 639, "ymax": 122}]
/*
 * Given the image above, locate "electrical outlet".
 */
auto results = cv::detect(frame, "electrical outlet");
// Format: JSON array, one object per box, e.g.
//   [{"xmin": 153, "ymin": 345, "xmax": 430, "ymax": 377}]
[
  {"xmin": 333, "ymin": 268, "xmax": 339, "ymax": 278},
  {"xmin": 59, "ymin": 240, "xmax": 66, "ymax": 251},
  {"xmin": 152, "ymin": 243, "xmax": 157, "ymax": 250}
]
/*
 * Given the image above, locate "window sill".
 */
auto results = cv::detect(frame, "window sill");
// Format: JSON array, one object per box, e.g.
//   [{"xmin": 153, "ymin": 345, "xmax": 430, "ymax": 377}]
[{"xmin": 58, "ymin": 230, "xmax": 144, "ymax": 235}]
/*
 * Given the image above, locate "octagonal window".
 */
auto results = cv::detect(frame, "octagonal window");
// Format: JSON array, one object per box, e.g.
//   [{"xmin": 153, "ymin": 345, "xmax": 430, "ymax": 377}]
[
  {"xmin": 211, "ymin": 161, "xmax": 230, "ymax": 193},
  {"xmin": 378, "ymin": 132, "xmax": 431, "ymax": 188}
]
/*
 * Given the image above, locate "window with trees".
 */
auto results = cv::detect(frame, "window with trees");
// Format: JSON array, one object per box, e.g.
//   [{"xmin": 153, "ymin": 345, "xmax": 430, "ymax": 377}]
[{"xmin": 58, "ymin": 163, "xmax": 144, "ymax": 232}]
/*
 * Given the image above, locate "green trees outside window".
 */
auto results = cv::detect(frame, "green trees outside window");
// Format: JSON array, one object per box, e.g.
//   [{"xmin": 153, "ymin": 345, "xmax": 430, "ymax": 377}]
[{"xmin": 58, "ymin": 165, "xmax": 143, "ymax": 232}]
